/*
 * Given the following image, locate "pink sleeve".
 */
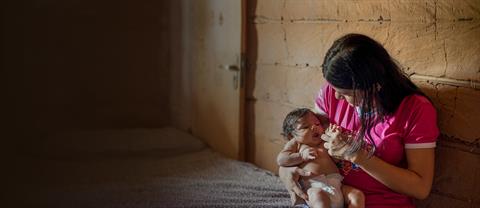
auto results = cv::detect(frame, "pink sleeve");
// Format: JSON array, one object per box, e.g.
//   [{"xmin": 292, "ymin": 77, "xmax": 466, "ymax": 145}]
[
  {"xmin": 314, "ymin": 84, "xmax": 330, "ymax": 115},
  {"xmin": 403, "ymin": 98, "xmax": 440, "ymax": 149}
]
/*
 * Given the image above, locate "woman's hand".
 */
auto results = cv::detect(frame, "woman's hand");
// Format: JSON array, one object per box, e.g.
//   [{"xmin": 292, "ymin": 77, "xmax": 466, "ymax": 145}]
[
  {"xmin": 321, "ymin": 124, "xmax": 364, "ymax": 163},
  {"xmin": 278, "ymin": 166, "xmax": 312, "ymax": 204}
]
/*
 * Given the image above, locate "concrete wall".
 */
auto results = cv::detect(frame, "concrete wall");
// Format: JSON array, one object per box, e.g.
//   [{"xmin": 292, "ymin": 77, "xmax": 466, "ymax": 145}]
[
  {"xmin": 2, "ymin": 0, "xmax": 172, "ymax": 154},
  {"xmin": 246, "ymin": 0, "xmax": 480, "ymax": 207}
]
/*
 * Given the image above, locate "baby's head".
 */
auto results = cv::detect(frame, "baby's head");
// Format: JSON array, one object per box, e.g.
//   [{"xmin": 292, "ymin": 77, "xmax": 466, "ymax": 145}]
[{"xmin": 282, "ymin": 108, "xmax": 324, "ymax": 145}]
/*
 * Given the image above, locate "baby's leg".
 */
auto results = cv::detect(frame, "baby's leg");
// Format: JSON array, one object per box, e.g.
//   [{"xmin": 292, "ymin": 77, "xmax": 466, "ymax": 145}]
[
  {"xmin": 341, "ymin": 185, "xmax": 365, "ymax": 208},
  {"xmin": 290, "ymin": 191, "xmax": 307, "ymax": 206},
  {"xmin": 307, "ymin": 187, "xmax": 330, "ymax": 208}
]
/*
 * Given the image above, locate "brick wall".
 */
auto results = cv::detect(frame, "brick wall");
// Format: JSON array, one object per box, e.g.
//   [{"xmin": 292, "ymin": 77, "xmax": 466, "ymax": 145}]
[{"xmin": 246, "ymin": 0, "xmax": 480, "ymax": 206}]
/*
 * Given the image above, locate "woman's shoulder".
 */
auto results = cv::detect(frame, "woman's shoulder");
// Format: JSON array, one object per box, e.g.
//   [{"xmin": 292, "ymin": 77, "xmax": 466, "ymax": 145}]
[
  {"xmin": 397, "ymin": 94, "xmax": 439, "ymax": 145},
  {"xmin": 319, "ymin": 83, "xmax": 333, "ymax": 95},
  {"xmin": 399, "ymin": 93, "xmax": 435, "ymax": 112},
  {"xmin": 318, "ymin": 83, "xmax": 337, "ymax": 101},
  {"xmin": 393, "ymin": 93, "xmax": 438, "ymax": 126}
]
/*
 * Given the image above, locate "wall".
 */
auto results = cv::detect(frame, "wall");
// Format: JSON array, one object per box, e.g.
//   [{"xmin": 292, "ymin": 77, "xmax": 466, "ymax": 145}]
[
  {"xmin": 2, "ymin": 0, "xmax": 172, "ymax": 154},
  {"xmin": 246, "ymin": 0, "xmax": 480, "ymax": 207},
  {"xmin": 169, "ymin": 0, "xmax": 194, "ymax": 133},
  {"xmin": 169, "ymin": 0, "xmax": 246, "ymax": 160}
]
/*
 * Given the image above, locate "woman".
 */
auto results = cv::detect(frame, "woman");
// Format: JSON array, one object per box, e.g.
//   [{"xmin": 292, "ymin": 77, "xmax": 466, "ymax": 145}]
[{"xmin": 279, "ymin": 34, "xmax": 439, "ymax": 208}]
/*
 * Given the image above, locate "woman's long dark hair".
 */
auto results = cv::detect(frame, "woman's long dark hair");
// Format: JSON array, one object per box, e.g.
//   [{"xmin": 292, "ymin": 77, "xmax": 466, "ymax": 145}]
[{"xmin": 322, "ymin": 33, "xmax": 427, "ymax": 156}]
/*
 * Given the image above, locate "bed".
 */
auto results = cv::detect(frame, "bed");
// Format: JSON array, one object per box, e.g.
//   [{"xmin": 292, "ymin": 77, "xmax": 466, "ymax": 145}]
[{"xmin": 12, "ymin": 127, "xmax": 290, "ymax": 207}]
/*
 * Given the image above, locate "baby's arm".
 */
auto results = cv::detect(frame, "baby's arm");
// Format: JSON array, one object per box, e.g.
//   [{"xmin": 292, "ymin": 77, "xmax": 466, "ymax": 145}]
[
  {"xmin": 277, "ymin": 139, "xmax": 304, "ymax": 166},
  {"xmin": 277, "ymin": 140, "xmax": 317, "ymax": 166}
]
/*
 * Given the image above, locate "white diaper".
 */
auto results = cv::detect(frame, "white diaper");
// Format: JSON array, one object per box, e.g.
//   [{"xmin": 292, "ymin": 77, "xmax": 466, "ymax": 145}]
[{"xmin": 302, "ymin": 173, "xmax": 344, "ymax": 208}]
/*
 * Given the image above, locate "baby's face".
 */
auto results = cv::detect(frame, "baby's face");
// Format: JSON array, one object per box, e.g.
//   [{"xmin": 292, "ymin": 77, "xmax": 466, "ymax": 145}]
[{"xmin": 292, "ymin": 111, "xmax": 325, "ymax": 145}]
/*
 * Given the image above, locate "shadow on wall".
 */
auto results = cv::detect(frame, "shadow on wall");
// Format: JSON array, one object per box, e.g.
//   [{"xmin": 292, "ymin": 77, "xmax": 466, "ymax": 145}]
[
  {"xmin": 416, "ymin": 81, "xmax": 480, "ymax": 207},
  {"xmin": 245, "ymin": 0, "xmax": 259, "ymax": 164},
  {"xmin": 3, "ymin": 0, "xmax": 172, "ymax": 155}
]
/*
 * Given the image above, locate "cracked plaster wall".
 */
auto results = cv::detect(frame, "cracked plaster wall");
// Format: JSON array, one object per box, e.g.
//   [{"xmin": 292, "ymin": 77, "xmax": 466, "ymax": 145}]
[{"xmin": 246, "ymin": 0, "xmax": 480, "ymax": 207}]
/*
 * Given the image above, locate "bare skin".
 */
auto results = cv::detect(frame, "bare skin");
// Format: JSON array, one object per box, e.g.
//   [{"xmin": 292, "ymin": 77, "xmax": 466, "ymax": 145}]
[{"xmin": 278, "ymin": 111, "xmax": 364, "ymax": 208}]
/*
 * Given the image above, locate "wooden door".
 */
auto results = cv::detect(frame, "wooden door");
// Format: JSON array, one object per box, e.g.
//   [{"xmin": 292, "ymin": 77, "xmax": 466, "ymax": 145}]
[{"xmin": 190, "ymin": 0, "xmax": 245, "ymax": 160}]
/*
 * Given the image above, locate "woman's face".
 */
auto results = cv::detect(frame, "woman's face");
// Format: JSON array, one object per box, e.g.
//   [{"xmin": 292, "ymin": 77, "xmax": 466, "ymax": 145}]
[{"xmin": 332, "ymin": 86, "xmax": 363, "ymax": 107}]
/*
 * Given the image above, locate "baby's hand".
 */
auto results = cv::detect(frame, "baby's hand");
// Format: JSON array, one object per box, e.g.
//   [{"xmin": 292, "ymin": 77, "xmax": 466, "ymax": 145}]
[{"xmin": 300, "ymin": 147, "xmax": 318, "ymax": 161}]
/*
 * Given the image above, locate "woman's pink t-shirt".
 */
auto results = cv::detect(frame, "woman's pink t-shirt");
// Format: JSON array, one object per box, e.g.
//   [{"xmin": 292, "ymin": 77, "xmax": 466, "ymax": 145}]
[{"xmin": 314, "ymin": 84, "xmax": 439, "ymax": 208}]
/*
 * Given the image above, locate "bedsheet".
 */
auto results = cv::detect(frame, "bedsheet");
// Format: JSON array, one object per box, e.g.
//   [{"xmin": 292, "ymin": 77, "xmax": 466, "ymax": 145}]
[{"xmin": 10, "ymin": 127, "xmax": 290, "ymax": 208}]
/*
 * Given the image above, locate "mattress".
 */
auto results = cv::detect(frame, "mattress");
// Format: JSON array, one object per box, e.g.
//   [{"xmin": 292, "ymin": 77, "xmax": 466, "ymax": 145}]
[{"xmin": 9, "ymin": 127, "xmax": 290, "ymax": 208}]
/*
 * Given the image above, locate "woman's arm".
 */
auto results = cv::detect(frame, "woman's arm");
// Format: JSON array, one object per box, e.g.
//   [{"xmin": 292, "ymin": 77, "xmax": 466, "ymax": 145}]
[
  {"xmin": 322, "ymin": 124, "xmax": 436, "ymax": 199},
  {"xmin": 353, "ymin": 147, "xmax": 435, "ymax": 199}
]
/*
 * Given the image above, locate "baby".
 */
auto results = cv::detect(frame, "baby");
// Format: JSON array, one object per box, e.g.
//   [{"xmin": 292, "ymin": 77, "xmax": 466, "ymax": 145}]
[{"xmin": 277, "ymin": 108, "xmax": 364, "ymax": 208}]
